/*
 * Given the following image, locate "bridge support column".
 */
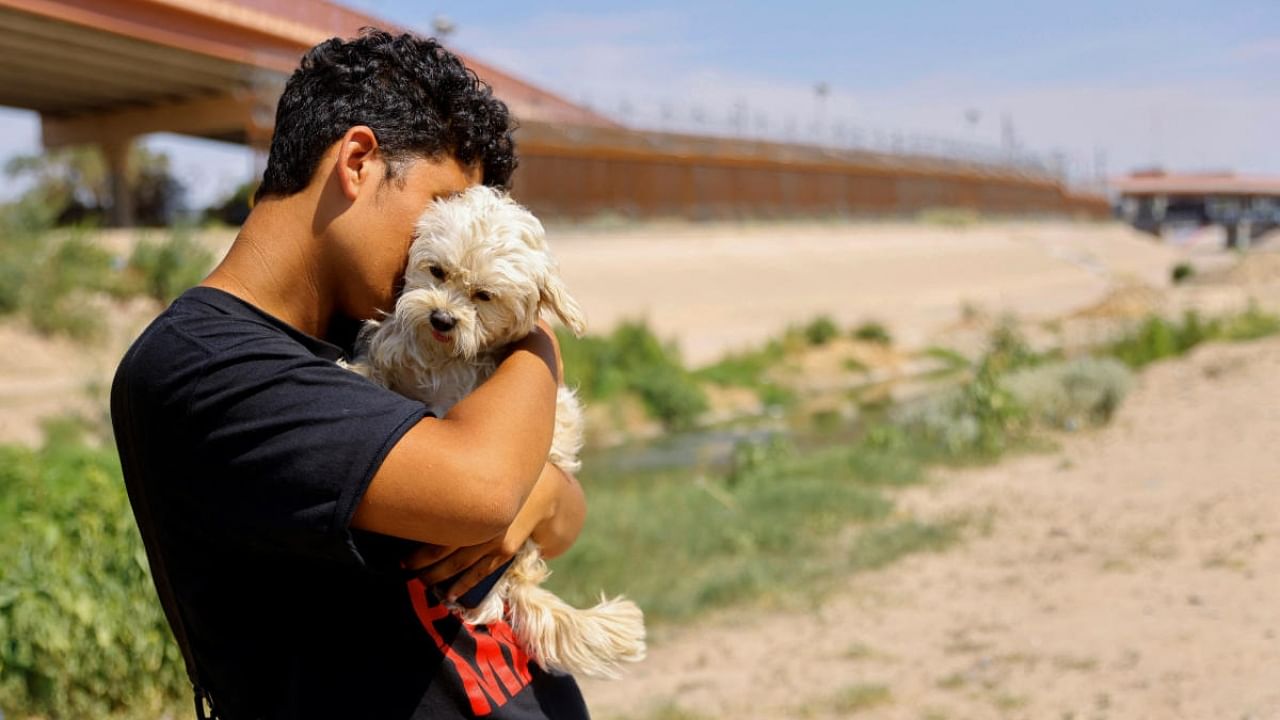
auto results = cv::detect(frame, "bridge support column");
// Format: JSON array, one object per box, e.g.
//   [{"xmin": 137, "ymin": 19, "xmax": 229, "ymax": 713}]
[
  {"xmin": 102, "ymin": 138, "xmax": 136, "ymax": 228},
  {"xmin": 1226, "ymin": 219, "xmax": 1253, "ymax": 251}
]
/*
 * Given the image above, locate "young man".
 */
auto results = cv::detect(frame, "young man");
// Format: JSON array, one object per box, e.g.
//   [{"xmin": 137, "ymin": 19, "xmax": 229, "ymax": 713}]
[{"xmin": 111, "ymin": 30, "xmax": 589, "ymax": 719}]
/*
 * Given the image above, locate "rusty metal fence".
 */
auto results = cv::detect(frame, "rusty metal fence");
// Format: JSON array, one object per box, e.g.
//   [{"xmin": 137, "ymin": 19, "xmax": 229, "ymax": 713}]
[{"xmin": 510, "ymin": 121, "xmax": 1110, "ymax": 221}]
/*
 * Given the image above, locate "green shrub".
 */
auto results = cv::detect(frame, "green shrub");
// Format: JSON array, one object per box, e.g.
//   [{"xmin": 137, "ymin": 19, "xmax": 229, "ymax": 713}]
[
  {"xmin": 982, "ymin": 321, "xmax": 1043, "ymax": 374},
  {"xmin": 695, "ymin": 339, "xmax": 787, "ymax": 388},
  {"xmin": 0, "ymin": 199, "xmax": 60, "ymax": 315},
  {"xmin": 801, "ymin": 315, "xmax": 840, "ymax": 346},
  {"xmin": 694, "ymin": 337, "xmax": 794, "ymax": 409},
  {"xmin": 0, "ymin": 428, "xmax": 185, "ymax": 718},
  {"xmin": 893, "ymin": 325, "xmax": 1037, "ymax": 461},
  {"xmin": 1103, "ymin": 307, "xmax": 1280, "ymax": 368},
  {"xmin": 21, "ymin": 234, "xmax": 121, "ymax": 340},
  {"xmin": 558, "ymin": 320, "xmax": 707, "ymax": 430},
  {"xmin": 125, "ymin": 228, "xmax": 214, "ymax": 304},
  {"xmin": 1171, "ymin": 262, "xmax": 1194, "ymax": 284},
  {"xmin": 1003, "ymin": 357, "xmax": 1133, "ymax": 430},
  {"xmin": 852, "ymin": 320, "xmax": 893, "ymax": 345},
  {"xmin": 1106, "ymin": 312, "xmax": 1208, "ymax": 368}
]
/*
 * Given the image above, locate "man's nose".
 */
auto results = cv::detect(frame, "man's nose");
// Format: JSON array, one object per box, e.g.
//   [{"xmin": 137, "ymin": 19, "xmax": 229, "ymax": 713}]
[{"xmin": 429, "ymin": 309, "xmax": 457, "ymax": 332}]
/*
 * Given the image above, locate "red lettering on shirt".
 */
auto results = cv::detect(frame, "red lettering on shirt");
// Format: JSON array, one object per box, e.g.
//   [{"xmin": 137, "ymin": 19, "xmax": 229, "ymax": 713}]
[
  {"xmin": 487, "ymin": 620, "xmax": 534, "ymax": 685},
  {"xmin": 406, "ymin": 578, "xmax": 534, "ymax": 716}
]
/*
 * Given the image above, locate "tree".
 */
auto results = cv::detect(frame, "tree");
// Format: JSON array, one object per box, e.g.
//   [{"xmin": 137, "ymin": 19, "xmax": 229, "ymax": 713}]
[{"xmin": 4, "ymin": 143, "xmax": 186, "ymax": 226}]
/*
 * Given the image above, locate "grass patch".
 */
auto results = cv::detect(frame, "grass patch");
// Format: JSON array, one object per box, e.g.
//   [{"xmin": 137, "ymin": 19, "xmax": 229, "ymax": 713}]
[
  {"xmin": 1100, "ymin": 306, "xmax": 1280, "ymax": 369},
  {"xmin": 843, "ymin": 356, "xmax": 869, "ymax": 374},
  {"xmin": 831, "ymin": 683, "xmax": 893, "ymax": 713},
  {"xmin": 1218, "ymin": 303, "xmax": 1280, "ymax": 341},
  {"xmin": 549, "ymin": 426, "xmax": 959, "ymax": 622},
  {"xmin": 992, "ymin": 693, "xmax": 1029, "ymax": 711},
  {"xmin": 849, "ymin": 517, "xmax": 967, "ymax": 572},
  {"xmin": 922, "ymin": 345, "xmax": 970, "ymax": 372},
  {"xmin": 852, "ymin": 320, "xmax": 893, "ymax": 345},
  {"xmin": 843, "ymin": 642, "xmax": 878, "ymax": 660},
  {"xmin": 548, "ymin": 435, "xmax": 931, "ymax": 621}
]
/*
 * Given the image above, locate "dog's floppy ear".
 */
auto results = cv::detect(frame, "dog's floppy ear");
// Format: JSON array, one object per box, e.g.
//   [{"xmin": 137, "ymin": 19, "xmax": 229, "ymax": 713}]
[{"xmin": 539, "ymin": 270, "xmax": 587, "ymax": 337}]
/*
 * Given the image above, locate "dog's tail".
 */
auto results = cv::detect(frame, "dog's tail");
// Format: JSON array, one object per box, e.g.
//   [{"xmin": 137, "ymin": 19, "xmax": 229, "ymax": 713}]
[{"xmin": 505, "ymin": 543, "xmax": 646, "ymax": 680}]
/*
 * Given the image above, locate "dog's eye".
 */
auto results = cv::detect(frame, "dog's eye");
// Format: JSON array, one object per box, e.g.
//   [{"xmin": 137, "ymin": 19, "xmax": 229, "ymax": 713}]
[
  {"xmin": 473, "ymin": 290, "xmax": 492, "ymax": 302},
  {"xmin": 429, "ymin": 265, "xmax": 446, "ymax": 280}
]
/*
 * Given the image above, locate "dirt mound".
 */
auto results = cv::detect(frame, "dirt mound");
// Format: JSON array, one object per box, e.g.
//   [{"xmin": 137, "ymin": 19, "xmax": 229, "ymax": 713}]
[
  {"xmin": 1250, "ymin": 228, "xmax": 1280, "ymax": 252},
  {"xmin": 1070, "ymin": 280, "xmax": 1165, "ymax": 319},
  {"xmin": 1197, "ymin": 250, "xmax": 1280, "ymax": 286}
]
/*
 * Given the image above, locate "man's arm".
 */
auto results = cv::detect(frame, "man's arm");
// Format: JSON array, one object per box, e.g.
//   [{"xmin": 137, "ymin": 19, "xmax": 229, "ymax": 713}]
[
  {"xmin": 402, "ymin": 461, "xmax": 588, "ymax": 601},
  {"xmin": 350, "ymin": 324, "xmax": 560, "ymax": 546}
]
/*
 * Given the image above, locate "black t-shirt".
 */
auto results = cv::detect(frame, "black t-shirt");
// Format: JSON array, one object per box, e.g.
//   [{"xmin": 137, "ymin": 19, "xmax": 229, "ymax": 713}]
[{"xmin": 110, "ymin": 287, "xmax": 589, "ymax": 720}]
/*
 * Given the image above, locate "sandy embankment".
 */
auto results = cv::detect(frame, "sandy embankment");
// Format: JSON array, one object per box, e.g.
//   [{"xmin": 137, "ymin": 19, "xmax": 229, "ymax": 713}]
[{"xmin": 580, "ymin": 335, "xmax": 1280, "ymax": 720}]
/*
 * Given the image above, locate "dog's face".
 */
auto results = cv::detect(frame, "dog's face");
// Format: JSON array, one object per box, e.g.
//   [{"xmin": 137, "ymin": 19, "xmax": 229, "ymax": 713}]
[{"xmin": 391, "ymin": 186, "xmax": 585, "ymax": 361}]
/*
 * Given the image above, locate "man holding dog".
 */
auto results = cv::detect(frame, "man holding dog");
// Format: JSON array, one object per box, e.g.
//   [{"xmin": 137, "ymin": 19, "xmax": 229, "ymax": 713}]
[{"xmin": 112, "ymin": 29, "xmax": 590, "ymax": 719}]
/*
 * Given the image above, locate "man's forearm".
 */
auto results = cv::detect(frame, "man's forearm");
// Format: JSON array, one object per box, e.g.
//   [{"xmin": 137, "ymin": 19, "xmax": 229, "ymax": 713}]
[
  {"xmin": 527, "ymin": 463, "xmax": 587, "ymax": 558},
  {"xmin": 354, "ymin": 326, "xmax": 561, "ymax": 546}
]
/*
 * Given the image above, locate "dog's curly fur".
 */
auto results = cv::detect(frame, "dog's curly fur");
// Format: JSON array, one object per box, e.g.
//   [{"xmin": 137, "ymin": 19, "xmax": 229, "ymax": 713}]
[{"xmin": 348, "ymin": 185, "xmax": 645, "ymax": 679}]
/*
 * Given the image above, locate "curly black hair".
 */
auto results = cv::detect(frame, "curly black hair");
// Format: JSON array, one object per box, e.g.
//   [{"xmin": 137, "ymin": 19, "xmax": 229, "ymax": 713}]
[{"xmin": 255, "ymin": 29, "xmax": 516, "ymax": 201}]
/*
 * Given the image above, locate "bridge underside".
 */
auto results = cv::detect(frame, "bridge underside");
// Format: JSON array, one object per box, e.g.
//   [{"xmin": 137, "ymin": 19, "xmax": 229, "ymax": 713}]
[{"xmin": 1, "ymin": 0, "xmax": 305, "ymax": 224}]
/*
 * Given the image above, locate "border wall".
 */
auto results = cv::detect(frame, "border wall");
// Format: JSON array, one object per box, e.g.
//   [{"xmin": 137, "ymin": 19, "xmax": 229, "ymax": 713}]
[{"xmin": 511, "ymin": 122, "xmax": 1109, "ymax": 221}]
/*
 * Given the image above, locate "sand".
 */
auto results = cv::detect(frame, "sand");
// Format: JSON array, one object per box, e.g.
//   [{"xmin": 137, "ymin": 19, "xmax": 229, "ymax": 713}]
[{"xmin": 551, "ymin": 219, "xmax": 1181, "ymax": 365}]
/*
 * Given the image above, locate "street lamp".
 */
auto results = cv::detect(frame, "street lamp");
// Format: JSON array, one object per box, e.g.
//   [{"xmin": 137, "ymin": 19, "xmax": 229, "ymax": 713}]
[{"xmin": 432, "ymin": 15, "xmax": 456, "ymax": 42}]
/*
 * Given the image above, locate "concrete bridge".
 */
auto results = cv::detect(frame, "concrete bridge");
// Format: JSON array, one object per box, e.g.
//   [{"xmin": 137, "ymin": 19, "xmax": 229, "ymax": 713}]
[
  {"xmin": 0, "ymin": 0, "xmax": 613, "ymax": 225},
  {"xmin": 1113, "ymin": 172, "xmax": 1280, "ymax": 249}
]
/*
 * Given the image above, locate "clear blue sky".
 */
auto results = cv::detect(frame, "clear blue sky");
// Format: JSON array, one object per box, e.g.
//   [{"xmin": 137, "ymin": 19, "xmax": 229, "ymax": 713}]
[{"xmin": 2, "ymin": 0, "xmax": 1276, "ymax": 207}]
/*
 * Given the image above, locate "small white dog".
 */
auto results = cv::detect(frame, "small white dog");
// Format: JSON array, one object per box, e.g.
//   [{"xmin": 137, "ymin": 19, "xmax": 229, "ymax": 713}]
[{"xmin": 349, "ymin": 185, "xmax": 645, "ymax": 679}]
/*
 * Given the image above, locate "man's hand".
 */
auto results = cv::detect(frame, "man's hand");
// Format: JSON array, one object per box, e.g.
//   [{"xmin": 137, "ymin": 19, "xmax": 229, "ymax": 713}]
[{"xmin": 405, "ymin": 461, "xmax": 586, "ymax": 601}]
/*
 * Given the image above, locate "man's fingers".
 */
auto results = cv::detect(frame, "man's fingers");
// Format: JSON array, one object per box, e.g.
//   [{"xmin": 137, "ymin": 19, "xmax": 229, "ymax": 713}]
[
  {"xmin": 444, "ymin": 554, "xmax": 507, "ymax": 602},
  {"xmin": 415, "ymin": 547, "xmax": 483, "ymax": 586}
]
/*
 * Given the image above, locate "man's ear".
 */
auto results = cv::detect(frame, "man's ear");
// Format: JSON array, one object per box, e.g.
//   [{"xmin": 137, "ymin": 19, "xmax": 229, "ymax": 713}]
[
  {"xmin": 335, "ymin": 126, "xmax": 380, "ymax": 201},
  {"xmin": 539, "ymin": 270, "xmax": 587, "ymax": 337}
]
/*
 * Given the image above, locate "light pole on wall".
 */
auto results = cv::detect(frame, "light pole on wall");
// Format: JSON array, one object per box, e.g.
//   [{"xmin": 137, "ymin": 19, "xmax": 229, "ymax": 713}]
[{"xmin": 432, "ymin": 15, "xmax": 456, "ymax": 42}]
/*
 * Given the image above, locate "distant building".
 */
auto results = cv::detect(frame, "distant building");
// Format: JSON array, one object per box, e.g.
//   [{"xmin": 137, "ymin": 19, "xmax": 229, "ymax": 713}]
[{"xmin": 1111, "ymin": 171, "xmax": 1280, "ymax": 248}]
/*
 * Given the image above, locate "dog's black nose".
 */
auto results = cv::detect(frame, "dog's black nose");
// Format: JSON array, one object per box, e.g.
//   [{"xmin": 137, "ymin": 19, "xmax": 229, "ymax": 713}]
[{"xmin": 429, "ymin": 310, "xmax": 456, "ymax": 332}]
